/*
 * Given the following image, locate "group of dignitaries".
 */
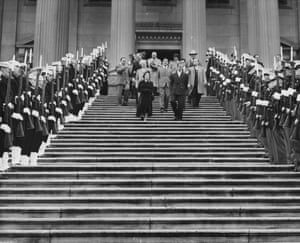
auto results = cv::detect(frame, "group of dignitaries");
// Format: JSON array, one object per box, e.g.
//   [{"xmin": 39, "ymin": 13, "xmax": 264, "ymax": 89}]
[
  {"xmin": 115, "ymin": 50, "xmax": 207, "ymax": 121},
  {"xmin": 0, "ymin": 46, "xmax": 109, "ymax": 171},
  {"xmin": 206, "ymin": 48, "xmax": 300, "ymax": 166}
]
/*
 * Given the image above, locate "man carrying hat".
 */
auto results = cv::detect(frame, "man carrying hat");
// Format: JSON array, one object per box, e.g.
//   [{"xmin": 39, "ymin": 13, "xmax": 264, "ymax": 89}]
[{"xmin": 188, "ymin": 58, "xmax": 207, "ymax": 107}]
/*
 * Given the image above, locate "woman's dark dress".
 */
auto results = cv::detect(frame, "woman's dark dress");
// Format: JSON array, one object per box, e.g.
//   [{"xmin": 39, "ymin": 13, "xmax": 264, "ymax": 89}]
[{"xmin": 137, "ymin": 80, "xmax": 154, "ymax": 117}]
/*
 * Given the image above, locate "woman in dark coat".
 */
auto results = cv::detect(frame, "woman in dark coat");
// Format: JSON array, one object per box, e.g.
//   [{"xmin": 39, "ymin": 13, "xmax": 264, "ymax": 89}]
[{"xmin": 137, "ymin": 71, "xmax": 154, "ymax": 121}]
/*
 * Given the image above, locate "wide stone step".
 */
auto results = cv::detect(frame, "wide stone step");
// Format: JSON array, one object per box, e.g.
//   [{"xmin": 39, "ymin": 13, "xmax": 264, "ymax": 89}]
[
  {"xmin": 70, "ymin": 120, "xmax": 245, "ymax": 124},
  {"xmin": 86, "ymin": 109, "xmax": 226, "ymax": 113},
  {"xmin": 59, "ymin": 131, "xmax": 251, "ymax": 136},
  {"xmin": 48, "ymin": 142, "xmax": 261, "ymax": 148},
  {"xmin": 1, "ymin": 171, "xmax": 295, "ymax": 180},
  {"xmin": 37, "ymin": 157, "xmax": 270, "ymax": 163},
  {"xmin": 2, "ymin": 217, "xmax": 300, "ymax": 231},
  {"xmin": 10, "ymin": 163, "xmax": 292, "ymax": 172},
  {"xmin": 64, "ymin": 123, "xmax": 248, "ymax": 128},
  {"xmin": 56, "ymin": 134, "xmax": 253, "ymax": 139},
  {"xmin": 88, "ymin": 108, "xmax": 225, "ymax": 112},
  {"xmin": 93, "ymin": 102, "xmax": 221, "ymax": 106},
  {"xmin": 61, "ymin": 127, "xmax": 249, "ymax": 131},
  {"xmin": 1, "ymin": 178, "xmax": 298, "ymax": 188},
  {"xmin": 58, "ymin": 131, "xmax": 251, "ymax": 136},
  {"xmin": 86, "ymin": 107, "xmax": 226, "ymax": 110},
  {"xmin": 50, "ymin": 138, "xmax": 259, "ymax": 143},
  {"xmin": 45, "ymin": 147, "xmax": 265, "ymax": 153},
  {"xmin": 90, "ymin": 103, "xmax": 222, "ymax": 106},
  {"xmin": 1, "ymin": 196, "xmax": 300, "ymax": 207},
  {"xmin": 84, "ymin": 112, "xmax": 228, "ymax": 116},
  {"xmin": 42, "ymin": 151, "xmax": 267, "ymax": 158},
  {"xmin": 1, "ymin": 187, "xmax": 300, "ymax": 197},
  {"xmin": 80, "ymin": 117, "xmax": 233, "ymax": 121},
  {"xmin": 1, "ymin": 229, "xmax": 299, "ymax": 243},
  {"xmin": 81, "ymin": 114, "xmax": 231, "ymax": 118},
  {"xmin": 2, "ymin": 206, "xmax": 300, "ymax": 218},
  {"xmin": 1, "ymin": 228, "xmax": 300, "ymax": 243}
]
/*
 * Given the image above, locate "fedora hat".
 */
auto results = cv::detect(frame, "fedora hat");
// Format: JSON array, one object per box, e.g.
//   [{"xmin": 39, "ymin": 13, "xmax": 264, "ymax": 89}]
[{"xmin": 189, "ymin": 50, "xmax": 198, "ymax": 56}]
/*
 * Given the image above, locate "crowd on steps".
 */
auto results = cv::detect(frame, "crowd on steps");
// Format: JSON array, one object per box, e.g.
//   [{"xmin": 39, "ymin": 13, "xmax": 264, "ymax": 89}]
[
  {"xmin": 206, "ymin": 47, "xmax": 300, "ymax": 167},
  {"xmin": 0, "ymin": 45, "xmax": 109, "ymax": 171},
  {"xmin": 114, "ymin": 50, "xmax": 207, "ymax": 121}
]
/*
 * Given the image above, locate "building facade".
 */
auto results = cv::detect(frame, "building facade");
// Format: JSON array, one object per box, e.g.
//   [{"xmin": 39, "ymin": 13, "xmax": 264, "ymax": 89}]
[{"xmin": 0, "ymin": 0, "xmax": 299, "ymax": 68}]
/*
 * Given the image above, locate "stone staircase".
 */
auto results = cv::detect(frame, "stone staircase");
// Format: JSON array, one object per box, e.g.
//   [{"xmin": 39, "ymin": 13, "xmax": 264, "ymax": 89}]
[{"xmin": 1, "ymin": 96, "xmax": 300, "ymax": 243}]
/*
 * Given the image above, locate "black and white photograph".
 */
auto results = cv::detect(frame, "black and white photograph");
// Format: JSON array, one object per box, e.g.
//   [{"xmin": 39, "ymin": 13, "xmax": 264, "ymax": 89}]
[{"xmin": 0, "ymin": 0, "xmax": 300, "ymax": 242}]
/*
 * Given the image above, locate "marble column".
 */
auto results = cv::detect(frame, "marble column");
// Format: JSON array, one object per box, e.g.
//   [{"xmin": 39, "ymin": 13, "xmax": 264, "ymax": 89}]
[
  {"xmin": 110, "ymin": 0, "xmax": 135, "ymax": 68},
  {"xmin": 247, "ymin": 0, "xmax": 258, "ymax": 55},
  {"xmin": 247, "ymin": 0, "xmax": 280, "ymax": 68},
  {"xmin": 34, "ymin": 0, "xmax": 70, "ymax": 66},
  {"xmin": 182, "ymin": 0, "xmax": 206, "ymax": 63},
  {"xmin": 68, "ymin": 0, "xmax": 79, "ymax": 54},
  {"xmin": 239, "ymin": 0, "xmax": 249, "ymax": 54}
]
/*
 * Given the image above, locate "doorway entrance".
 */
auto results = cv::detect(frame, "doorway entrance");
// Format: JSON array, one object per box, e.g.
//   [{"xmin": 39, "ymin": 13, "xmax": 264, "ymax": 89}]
[{"xmin": 137, "ymin": 49, "xmax": 181, "ymax": 61}]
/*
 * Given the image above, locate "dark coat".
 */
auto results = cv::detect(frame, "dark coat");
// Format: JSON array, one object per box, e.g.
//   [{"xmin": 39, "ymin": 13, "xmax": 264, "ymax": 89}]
[
  {"xmin": 170, "ymin": 71, "xmax": 189, "ymax": 96},
  {"xmin": 137, "ymin": 80, "xmax": 154, "ymax": 117}
]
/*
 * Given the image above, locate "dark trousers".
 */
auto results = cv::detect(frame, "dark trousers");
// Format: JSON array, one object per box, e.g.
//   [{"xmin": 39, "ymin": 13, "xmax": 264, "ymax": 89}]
[
  {"xmin": 191, "ymin": 93, "xmax": 202, "ymax": 107},
  {"xmin": 171, "ymin": 95, "xmax": 186, "ymax": 120},
  {"xmin": 117, "ymin": 85, "xmax": 129, "ymax": 105}
]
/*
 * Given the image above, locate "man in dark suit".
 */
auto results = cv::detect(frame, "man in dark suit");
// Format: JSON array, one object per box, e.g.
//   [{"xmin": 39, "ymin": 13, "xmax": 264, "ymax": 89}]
[{"xmin": 170, "ymin": 60, "xmax": 189, "ymax": 121}]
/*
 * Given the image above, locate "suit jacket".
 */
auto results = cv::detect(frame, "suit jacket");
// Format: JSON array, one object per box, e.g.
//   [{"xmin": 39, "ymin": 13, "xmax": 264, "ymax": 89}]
[
  {"xmin": 148, "ymin": 58, "xmax": 161, "ymax": 87},
  {"xmin": 115, "ymin": 64, "xmax": 130, "ymax": 87},
  {"xmin": 188, "ymin": 66, "xmax": 207, "ymax": 95},
  {"xmin": 170, "ymin": 71, "xmax": 189, "ymax": 96},
  {"xmin": 158, "ymin": 66, "xmax": 171, "ymax": 88}
]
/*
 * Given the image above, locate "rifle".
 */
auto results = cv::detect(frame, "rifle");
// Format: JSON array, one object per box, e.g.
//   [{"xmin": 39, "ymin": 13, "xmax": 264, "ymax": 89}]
[
  {"xmin": 253, "ymin": 77, "xmax": 263, "ymax": 131},
  {"xmin": 14, "ymin": 74, "xmax": 25, "ymax": 138},
  {"xmin": 279, "ymin": 80, "xmax": 288, "ymax": 127},
  {"xmin": 40, "ymin": 75, "xmax": 49, "ymax": 138},
  {"xmin": 290, "ymin": 95, "xmax": 300, "ymax": 141},
  {"xmin": 3, "ymin": 70, "xmax": 13, "ymax": 149},
  {"xmin": 55, "ymin": 70, "xmax": 66, "ymax": 124},
  {"xmin": 23, "ymin": 71, "xmax": 34, "ymax": 130},
  {"xmin": 283, "ymin": 62, "xmax": 296, "ymax": 128},
  {"xmin": 247, "ymin": 77, "xmax": 258, "ymax": 126},
  {"xmin": 238, "ymin": 67, "xmax": 247, "ymax": 112},
  {"xmin": 259, "ymin": 84, "xmax": 269, "ymax": 138},
  {"xmin": 62, "ymin": 65, "xmax": 72, "ymax": 116},
  {"xmin": 32, "ymin": 70, "xmax": 43, "ymax": 133},
  {"xmin": 56, "ymin": 70, "xmax": 66, "ymax": 117}
]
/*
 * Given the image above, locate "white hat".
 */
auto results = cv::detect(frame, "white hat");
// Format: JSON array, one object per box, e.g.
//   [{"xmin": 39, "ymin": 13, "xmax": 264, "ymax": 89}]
[
  {"xmin": 0, "ymin": 61, "xmax": 11, "ymax": 69},
  {"xmin": 189, "ymin": 50, "xmax": 198, "ymax": 56}
]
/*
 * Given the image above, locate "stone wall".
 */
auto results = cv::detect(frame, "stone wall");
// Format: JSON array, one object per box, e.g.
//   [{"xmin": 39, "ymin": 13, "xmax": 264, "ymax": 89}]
[{"xmin": 136, "ymin": 0, "xmax": 182, "ymax": 24}]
